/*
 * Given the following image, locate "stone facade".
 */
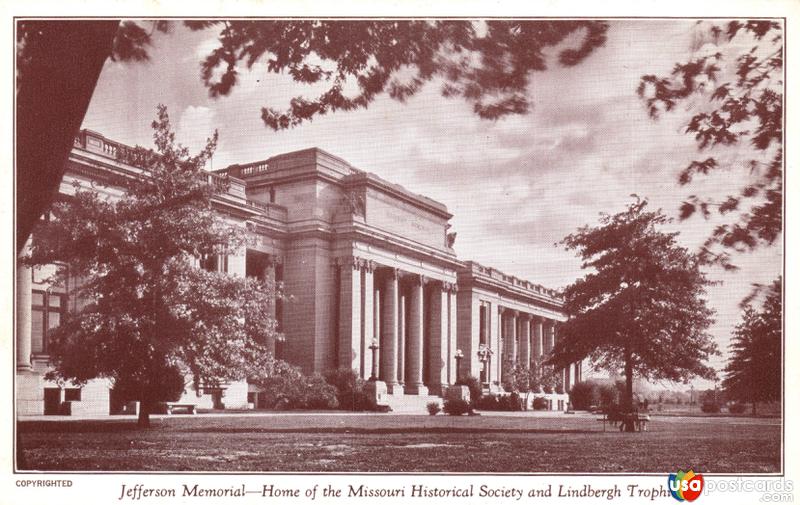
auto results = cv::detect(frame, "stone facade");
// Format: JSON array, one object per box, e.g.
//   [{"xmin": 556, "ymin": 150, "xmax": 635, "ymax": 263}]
[{"xmin": 15, "ymin": 130, "xmax": 577, "ymax": 415}]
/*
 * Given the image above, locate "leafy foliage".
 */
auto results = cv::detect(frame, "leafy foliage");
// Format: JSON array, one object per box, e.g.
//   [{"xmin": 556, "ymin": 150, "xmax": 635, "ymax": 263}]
[
  {"xmin": 455, "ymin": 374, "xmax": 483, "ymax": 405},
  {"xmin": 185, "ymin": 20, "xmax": 608, "ymax": 129},
  {"xmin": 475, "ymin": 393, "xmax": 524, "ymax": 411},
  {"xmin": 569, "ymin": 381, "xmax": 599, "ymax": 410},
  {"xmin": 426, "ymin": 401, "xmax": 441, "ymax": 416},
  {"xmin": 252, "ymin": 360, "xmax": 338, "ymax": 410},
  {"xmin": 443, "ymin": 398, "xmax": 470, "ymax": 416},
  {"xmin": 638, "ymin": 20, "xmax": 783, "ymax": 268},
  {"xmin": 86, "ymin": 20, "xmax": 606, "ymax": 129},
  {"xmin": 502, "ymin": 361, "xmax": 558, "ymax": 396},
  {"xmin": 323, "ymin": 367, "xmax": 374, "ymax": 411},
  {"xmin": 26, "ymin": 106, "xmax": 281, "ymax": 426},
  {"xmin": 531, "ymin": 397, "xmax": 549, "ymax": 410},
  {"xmin": 722, "ymin": 277, "xmax": 781, "ymax": 414},
  {"xmin": 551, "ymin": 198, "xmax": 718, "ymax": 428}
]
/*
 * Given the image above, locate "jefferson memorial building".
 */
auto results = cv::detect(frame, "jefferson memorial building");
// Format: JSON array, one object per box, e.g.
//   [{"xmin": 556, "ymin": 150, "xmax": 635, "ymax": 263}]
[{"xmin": 16, "ymin": 130, "xmax": 581, "ymax": 415}]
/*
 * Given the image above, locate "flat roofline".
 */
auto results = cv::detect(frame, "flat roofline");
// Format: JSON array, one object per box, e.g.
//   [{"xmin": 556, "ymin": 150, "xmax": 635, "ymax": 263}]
[
  {"xmin": 460, "ymin": 260, "xmax": 563, "ymax": 302},
  {"xmin": 219, "ymin": 147, "xmax": 452, "ymax": 219}
]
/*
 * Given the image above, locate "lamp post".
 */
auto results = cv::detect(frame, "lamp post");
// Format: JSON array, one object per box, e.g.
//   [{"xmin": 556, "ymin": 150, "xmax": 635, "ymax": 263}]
[
  {"xmin": 368, "ymin": 338, "xmax": 379, "ymax": 381},
  {"xmin": 454, "ymin": 349, "xmax": 464, "ymax": 383}
]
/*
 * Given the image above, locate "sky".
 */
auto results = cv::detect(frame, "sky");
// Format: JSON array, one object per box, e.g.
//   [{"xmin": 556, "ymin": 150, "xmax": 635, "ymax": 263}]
[{"xmin": 81, "ymin": 19, "xmax": 783, "ymax": 390}]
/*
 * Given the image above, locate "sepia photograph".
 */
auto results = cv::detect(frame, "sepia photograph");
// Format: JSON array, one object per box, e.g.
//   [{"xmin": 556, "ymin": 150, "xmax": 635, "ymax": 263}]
[{"xmin": 8, "ymin": 6, "xmax": 795, "ymax": 503}]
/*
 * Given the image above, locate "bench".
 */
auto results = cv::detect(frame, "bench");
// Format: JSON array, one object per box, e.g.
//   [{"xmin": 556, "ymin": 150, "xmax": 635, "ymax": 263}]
[
  {"xmin": 164, "ymin": 403, "xmax": 197, "ymax": 415},
  {"xmin": 597, "ymin": 413, "xmax": 650, "ymax": 432}
]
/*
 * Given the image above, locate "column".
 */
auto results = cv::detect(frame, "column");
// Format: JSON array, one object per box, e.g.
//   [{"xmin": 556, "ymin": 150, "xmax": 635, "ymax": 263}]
[
  {"xmin": 406, "ymin": 275, "xmax": 427, "ymax": 395},
  {"xmin": 493, "ymin": 306, "xmax": 503, "ymax": 386},
  {"xmin": 428, "ymin": 281, "xmax": 448, "ymax": 395},
  {"xmin": 361, "ymin": 261, "xmax": 375, "ymax": 380},
  {"xmin": 532, "ymin": 317, "xmax": 544, "ymax": 384},
  {"xmin": 565, "ymin": 363, "xmax": 572, "ymax": 392},
  {"xmin": 508, "ymin": 310, "xmax": 519, "ymax": 368},
  {"xmin": 372, "ymin": 283, "xmax": 381, "ymax": 377},
  {"xmin": 447, "ymin": 285, "xmax": 458, "ymax": 385},
  {"xmin": 398, "ymin": 291, "xmax": 405, "ymax": 385},
  {"xmin": 380, "ymin": 269, "xmax": 402, "ymax": 394},
  {"xmin": 533, "ymin": 318, "xmax": 543, "ymax": 362},
  {"xmin": 17, "ymin": 254, "xmax": 32, "ymax": 371},
  {"xmin": 502, "ymin": 309, "xmax": 517, "ymax": 382},
  {"xmin": 545, "ymin": 320, "xmax": 555, "ymax": 354},
  {"xmin": 264, "ymin": 255, "xmax": 278, "ymax": 356},
  {"xmin": 574, "ymin": 361, "xmax": 582, "ymax": 384},
  {"xmin": 518, "ymin": 313, "xmax": 530, "ymax": 371},
  {"xmin": 338, "ymin": 257, "xmax": 362, "ymax": 370}
]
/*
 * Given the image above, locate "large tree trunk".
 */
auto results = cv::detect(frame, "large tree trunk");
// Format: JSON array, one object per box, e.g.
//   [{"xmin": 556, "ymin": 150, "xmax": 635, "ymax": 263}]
[
  {"xmin": 623, "ymin": 348, "xmax": 635, "ymax": 432},
  {"xmin": 16, "ymin": 21, "xmax": 119, "ymax": 253},
  {"xmin": 137, "ymin": 401, "xmax": 151, "ymax": 428}
]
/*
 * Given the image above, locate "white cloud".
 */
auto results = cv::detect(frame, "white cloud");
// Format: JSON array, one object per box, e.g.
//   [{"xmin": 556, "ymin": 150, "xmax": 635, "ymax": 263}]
[{"xmin": 177, "ymin": 105, "xmax": 217, "ymax": 154}]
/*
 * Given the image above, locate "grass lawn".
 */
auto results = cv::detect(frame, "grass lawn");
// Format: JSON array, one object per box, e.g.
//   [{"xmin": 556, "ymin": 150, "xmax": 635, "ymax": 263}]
[{"xmin": 17, "ymin": 413, "xmax": 780, "ymax": 473}]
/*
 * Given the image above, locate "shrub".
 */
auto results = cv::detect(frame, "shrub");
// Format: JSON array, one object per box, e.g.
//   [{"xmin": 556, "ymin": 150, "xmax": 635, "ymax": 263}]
[
  {"xmin": 324, "ymin": 367, "xmax": 372, "ymax": 411},
  {"xmin": 701, "ymin": 402, "xmax": 721, "ymax": 413},
  {"xmin": 475, "ymin": 394, "xmax": 500, "ymax": 410},
  {"xmin": 569, "ymin": 381, "xmax": 598, "ymax": 410},
  {"xmin": 597, "ymin": 383, "xmax": 619, "ymax": 408},
  {"xmin": 500, "ymin": 392, "xmax": 523, "ymax": 411},
  {"xmin": 532, "ymin": 397, "xmax": 549, "ymax": 410},
  {"xmin": 475, "ymin": 393, "xmax": 523, "ymax": 411},
  {"xmin": 255, "ymin": 360, "xmax": 339, "ymax": 410},
  {"xmin": 455, "ymin": 375, "xmax": 482, "ymax": 405},
  {"xmin": 426, "ymin": 401, "xmax": 441, "ymax": 416},
  {"xmin": 443, "ymin": 398, "xmax": 470, "ymax": 416},
  {"xmin": 728, "ymin": 402, "xmax": 747, "ymax": 414},
  {"xmin": 304, "ymin": 374, "xmax": 339, "ymax": 409}
]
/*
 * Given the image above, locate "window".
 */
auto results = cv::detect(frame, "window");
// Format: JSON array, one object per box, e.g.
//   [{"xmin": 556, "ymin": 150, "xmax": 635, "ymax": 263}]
[
  {"xmin": 200, "ymin": 253, "xmax": 228, "ymax": 273},
  {"xmin": 64, "ymin": 388, "xmax": 81, "ymax": 402},
  {"xmin": 31, "ymin": 290, "xmax": 65, "ymax": 354}
]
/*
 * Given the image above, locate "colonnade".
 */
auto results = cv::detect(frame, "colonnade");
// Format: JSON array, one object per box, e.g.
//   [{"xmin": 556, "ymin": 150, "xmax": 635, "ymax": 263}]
[
  {"xmin": 495, "ymin": 308, "xmax": 582, "ymax": 393},
  {"xmin": 337, "ymin": 257, "xmax": 458, "ymax": 396}
]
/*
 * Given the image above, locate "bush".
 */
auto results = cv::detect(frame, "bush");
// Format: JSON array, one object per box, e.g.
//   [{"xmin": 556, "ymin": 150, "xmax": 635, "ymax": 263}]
[
  {"xmin": 455, "ymin": 375, "xmax": 482, "ymax": 405},
  {"xmin": 728, "ymin": 402, "xmax": 747, "ymax": 414},
  {"xmin": 532, "ymin": 397, "xmax": 549, "ymax": 410},
  {"xmin": 323, "ymin": 368, "xmax": 373, "ymax": 411},
  {"xmin": 701, "ymin": 402, "xmax": 721, "ymax": 413},
  {"xmin": 254, "ymin": 360, "xmax": 339, "ymax": 410},
  {"xmin": 426, "ymin": 401, "xmax": 441, "ymax": 416},
  {"xmin": 443, "ymin": 398, "xmax": 470, "ymax": 416},
  {"xmin": 501, "ymin": 392, "xmax": 523, "ymax": 411},
  {"xmin": 475, "ymin": 394, "xmax": 500, "ymax": 410},
  {"xmin": 304, "ymin": 374, "xmax": 339, "ymax": 409},
  {"xmin": 569, "ymin": 381, "xmax": 598, "ymax": 410},
  {"xmin": 475, "ymin": 393, "xmax": 522, "ymax": 411},
  {"xmin": 597, "ymin": 383, "xmax": 619, "ymax": 408}
]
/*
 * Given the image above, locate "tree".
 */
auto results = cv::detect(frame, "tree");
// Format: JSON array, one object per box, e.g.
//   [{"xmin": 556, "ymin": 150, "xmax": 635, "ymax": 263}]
[
  {"xmin": 16, "ymin": 20, "xmax": 609, "ymax": 253},
  {"xmin": 722, "ymin": 277, "xmax": 781, "ymax": 415},
  {"xmin": 550, "ymin": 198, "xmax": 718, "ymax": 431},
  {"xmin": 637, "ymin": 20, "xmax": 783, "ymax": 269},
  {"xmin": 25, "ymin": 106, "xmax": 280, "ymax": 427},
  {"xmin": 502, "ymin": 359, "xmax": 559, "ymax": 407}
]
